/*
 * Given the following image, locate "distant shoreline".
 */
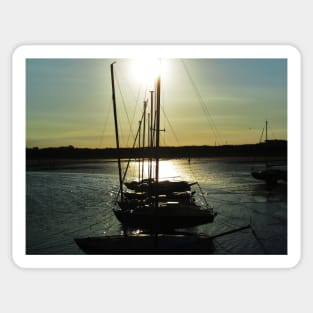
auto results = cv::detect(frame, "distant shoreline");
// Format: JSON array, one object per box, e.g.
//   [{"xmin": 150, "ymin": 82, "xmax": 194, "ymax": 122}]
[
  {"xmin": 27, "ymin": 141, "xmax": 287, "ymax": 159},
  {"xmin": 26, "ymin": 141, "xmax": 287, "ymax": 171}
]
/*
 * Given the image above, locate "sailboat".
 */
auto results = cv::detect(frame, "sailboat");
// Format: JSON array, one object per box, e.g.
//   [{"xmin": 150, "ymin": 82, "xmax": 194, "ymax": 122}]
[
  {"xmin": 251, "ymin": 120, "xmax": 287, "ymax": 187},
  {"xmin": 75, "ymin": 60, "xmax": 216, "ymax": 254},
  {"xmin": 111, "ymin": 61, "xmax": 215, "ymax": 231},
  {"xmin": 251, "ymin": 165, "xmax": 287, "ymax": 186}
]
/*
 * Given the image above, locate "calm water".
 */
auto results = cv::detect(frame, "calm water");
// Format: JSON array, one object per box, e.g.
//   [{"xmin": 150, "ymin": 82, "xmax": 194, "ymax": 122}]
[{"xmin": 26, "ymin": 158, "xmax": 287, "ymax": 254}]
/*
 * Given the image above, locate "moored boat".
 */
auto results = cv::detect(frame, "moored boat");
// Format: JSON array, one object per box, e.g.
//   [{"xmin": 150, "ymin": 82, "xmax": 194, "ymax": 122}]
[
  {"xmin": 251, "ymin": 164, "xmax": 287, "ymax": 186},
  {"xmin": 75, "ymin": 59, "xmax": 216, "ymax": 254},
  {"xmin": 115, "ymin": 201, "xmax": 214, "ymax": 230},
  {"xmin": 75, "ymin": 232, "xmax": 215, "ymax": 255},
  {"xmin": 111, "ymin": 62, "xmax": 215, "ymax": 230},
  {"xmin": 124, "ymin": 179, "xmax": 195, "ymax": 193},
  {"xmin": 251, "ymin": 121, "xmax": 287, "ymax": 187}
]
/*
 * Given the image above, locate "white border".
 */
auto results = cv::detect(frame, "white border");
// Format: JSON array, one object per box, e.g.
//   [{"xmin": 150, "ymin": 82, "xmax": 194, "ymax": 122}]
[{"xmin": 12, "ymin": 45, "xmax": 301, "ymax": 268}]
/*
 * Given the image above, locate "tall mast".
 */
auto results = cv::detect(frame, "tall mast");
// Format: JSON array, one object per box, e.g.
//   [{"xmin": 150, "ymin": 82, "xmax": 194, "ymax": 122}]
[
  {"xmin": 138, "ymin": 120, "xmax": 141, "ymax": 180},
  {"xmin": 154, "ymin": 72, "xmax": 161, "ymax": 247},
  {"xmin": 149, "ymin": 90, "xmax": 154, "ymax": 181},
  {"xmin": 155, "ymin": 75, "xmax": 161, "ymax": 183},
  {"xmin": 143, "ymin": 100, "xmax": 147, "ymax": 149},
  {"xmin": 150, "ymin": 90, "xmax": 154, "ymax": 149},
  {"xmin": 110, "ymin": 62, "xmax": 123, "ymax": 202},
  {"xmin": 142, "ymin": 100, "xmax": 147, "ymax": 180},
  {"xmin": 265, "ymin": 120, "xmax": 268, "ymax": 143}
]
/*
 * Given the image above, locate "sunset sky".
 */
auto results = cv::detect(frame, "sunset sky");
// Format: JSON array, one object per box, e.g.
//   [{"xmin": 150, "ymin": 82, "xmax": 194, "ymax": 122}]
[{"xmin": 26, "ymin": 58, "xmax": 287, "ymax": 148}]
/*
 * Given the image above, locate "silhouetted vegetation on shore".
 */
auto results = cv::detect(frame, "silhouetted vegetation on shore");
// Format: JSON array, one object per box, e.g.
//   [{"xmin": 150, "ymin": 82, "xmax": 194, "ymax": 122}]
[{"xmin": 27, "ymin": 140, "xmax": 287, "ymax": 161}]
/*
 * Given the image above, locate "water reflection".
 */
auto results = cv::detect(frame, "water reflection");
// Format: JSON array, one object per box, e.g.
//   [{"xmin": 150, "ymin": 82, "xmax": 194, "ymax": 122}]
[
  {"xmin": 124, "ymin": 159, "xmax": 193, "ymax": 182},
  {"xmin": 26, "ymin": 158, "xmax": 287, "ymax": 254}
]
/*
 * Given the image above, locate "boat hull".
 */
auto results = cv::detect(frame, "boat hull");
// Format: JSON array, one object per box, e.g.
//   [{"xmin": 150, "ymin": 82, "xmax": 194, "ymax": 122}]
[
  {"xmin": 124, "ymin": 191, "xmax": 195, "ymax": 202},
  {"xmin": 114, "ymin": 204, "xmax": 215, "ymax": 230},
  {"xmin": 74, "ymin": 233, "xmax": 215, "ymax": 255},
  {"xmin": 124, "ymin": 180, "xmax": 194, "ymax": 194}
]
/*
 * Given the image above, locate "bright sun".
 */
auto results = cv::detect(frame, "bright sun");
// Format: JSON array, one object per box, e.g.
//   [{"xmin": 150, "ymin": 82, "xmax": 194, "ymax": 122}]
[{"xmin": 133, "ymin": 58, "xmax": 162, "ymax": 88}]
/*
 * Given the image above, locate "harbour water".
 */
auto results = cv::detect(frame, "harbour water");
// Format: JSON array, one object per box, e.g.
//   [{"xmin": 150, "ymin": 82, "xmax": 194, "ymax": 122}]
[{"xmin": 26, "ymin": 158, "xmax": 287, "ymax": 254}]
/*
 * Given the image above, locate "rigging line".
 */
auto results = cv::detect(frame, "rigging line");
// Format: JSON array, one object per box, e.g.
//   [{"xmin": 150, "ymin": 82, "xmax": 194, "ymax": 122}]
[
  {"xmin": 205, "ymin": 98, "xmax": 225, "ymax": 145},
  {"xmin": 115, "ymin": 64, "xmax": 139, "ymax": 147},
  {"xmin": 259, "ymin": 125, "xmax": 265, "ymax": 143},
  {"xmin": 114, "ymin": 107, "xmax": 148, "ymax": 202},
  {"xmin": 268, "ymin": 123, "xmax": 278, "ymax": 140},
  {"xmin": 160, "ymin": 80, "xmax": 166, "ymax": 147},
  {"xmin": 122, "ymin": 84, "xmax": 142, "ymax": 149},
  {"xmin": 161, "ymin": 105, "xmax": 180, "ymax": 146},
  {"xmin": 98, "ymin": 101, "xmax": 112, "ymax": 148},
  {"xmin": 204, "ymin": 94, "xmax": 225, "ymax": 145},
  {"xmin": 115, "ymin": 72, "xmax": 135, "ymax": 146},
  {"xmin": 133, "ymin": 85, "xmax": 146, "ymax": 125},
  {"xmin": 128, "ymin": 85, "xmax": 148, "ymax": 147},
  {"xmin": 134, "ymin": 85, "xmax": 145, "ymax": 117},
  {"xmin": 115, "ymin": 63, "xmax": 143, "ymax": 123},
  {"xmin": 196, "ymin": 182, "xmax": 212, "ymax": 211},
  {"xmin": 160, "ymin": 78, "xmax": 181, "ymax": 146},
  {"xmin": 181, "ymin": 59, "xmax": 219, "ymax": 142},
  {"xmin": 187, "ymin": 162, "xmax": 213, "ymax": 209},
  {"xmin": 181, "ymin": 60, "xmax": 224, "ymax": 145},
  {"xmin": 115, "ymin": 63, "xmax": 138, "ymax": 103}
]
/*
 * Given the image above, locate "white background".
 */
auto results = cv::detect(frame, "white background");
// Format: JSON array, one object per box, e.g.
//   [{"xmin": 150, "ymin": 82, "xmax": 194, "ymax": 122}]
[{"xmin": 1, "ymin": 1, "xmax": 311, "ymax": 312}]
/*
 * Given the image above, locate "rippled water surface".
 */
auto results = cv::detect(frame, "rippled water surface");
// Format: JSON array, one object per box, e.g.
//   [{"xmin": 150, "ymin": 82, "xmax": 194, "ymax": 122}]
[{"xmin": 26, "ymin": 158, "xmax": 287, "ymax": 254}]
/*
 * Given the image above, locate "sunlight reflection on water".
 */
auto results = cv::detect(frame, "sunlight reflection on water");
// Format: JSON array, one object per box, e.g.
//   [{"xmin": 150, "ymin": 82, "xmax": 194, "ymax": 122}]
[{"xmin": 125, "ymin": 159, "xmax": 192, "ymax": 181}]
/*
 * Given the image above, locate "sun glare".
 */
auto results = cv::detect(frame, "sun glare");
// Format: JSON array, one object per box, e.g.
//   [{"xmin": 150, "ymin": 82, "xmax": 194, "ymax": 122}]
[{"xmin": 133, "ymin": 58, "xmax": 162, "ymax": 88}]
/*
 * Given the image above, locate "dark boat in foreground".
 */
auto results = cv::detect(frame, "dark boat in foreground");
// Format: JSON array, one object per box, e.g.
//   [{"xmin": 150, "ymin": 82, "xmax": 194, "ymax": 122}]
[
  {"xmin": 115, "ymin": 201, "xmax": 215, "ymax": 230},
  {"xmin": 124, "ymin": 179, "xmax": 196, "ymax": 193},
  {"xmin": 75, "ymin": 232, "xmax": 215, "ymax": 255}
]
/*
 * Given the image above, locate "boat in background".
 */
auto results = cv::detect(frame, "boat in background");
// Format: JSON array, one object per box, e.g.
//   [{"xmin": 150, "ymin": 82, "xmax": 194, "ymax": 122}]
[
  {"xmin": 251, "ymin": 164, "xmax": 287, "ymax": 187},
  {"xmin": 251, "ymin": 121, "xmax": 287, "ymax": 188}
]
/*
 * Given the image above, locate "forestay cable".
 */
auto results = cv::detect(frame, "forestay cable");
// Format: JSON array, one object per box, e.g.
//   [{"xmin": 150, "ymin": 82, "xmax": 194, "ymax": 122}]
[{"xmin": 181, "ymin": 60, "xmax": 224, "ymax": 146}]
